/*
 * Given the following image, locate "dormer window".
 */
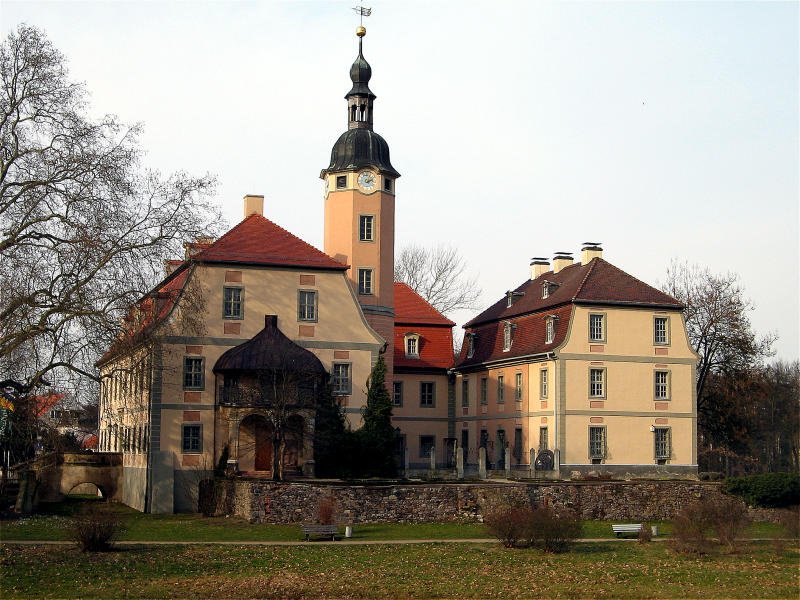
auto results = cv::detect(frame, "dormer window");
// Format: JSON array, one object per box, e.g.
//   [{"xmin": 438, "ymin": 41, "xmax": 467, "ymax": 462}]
[
  {"xmin": 404, "ymin": 333, "xmax": 420, "ymax": 358},
  {"xmin": 545, "ymin": 315, "xmax": 558, "ymax": 344},
  {"xmin": 502, "ymin": 322, "xmax": 515, "ymax": 352},
  {"xmin": 506, "ymin": 290, "xmax": 525, "ymax": 308},
  {"xmin": 542, "ymin": 281, "xmax": 559, "ymax": 299},
  {"xmin": 466, "ymin": 333, "xmax": 476, "ymax": 358}
]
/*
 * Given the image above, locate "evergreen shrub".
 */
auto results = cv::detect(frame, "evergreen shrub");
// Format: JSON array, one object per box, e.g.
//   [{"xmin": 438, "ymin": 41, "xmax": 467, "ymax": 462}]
[{"xmin": 722, "ymin": 473, "xmax": 800, "ymax": 508}]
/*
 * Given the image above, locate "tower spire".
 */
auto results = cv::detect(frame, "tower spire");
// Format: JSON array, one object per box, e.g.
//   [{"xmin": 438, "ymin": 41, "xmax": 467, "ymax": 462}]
[{"xmin": 346, "ymin": 26, "xmax": 375, "ymax": 130}]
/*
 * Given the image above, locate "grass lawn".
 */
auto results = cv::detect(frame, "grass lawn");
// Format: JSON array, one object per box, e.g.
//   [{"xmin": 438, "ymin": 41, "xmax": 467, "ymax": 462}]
[
  {"xmin": 0, "ymin": 498, "xmax": 788, "ymax": 542},
  {"xmin": 2, "ymin": 541, "xmax": 798, "ymax": 598}
]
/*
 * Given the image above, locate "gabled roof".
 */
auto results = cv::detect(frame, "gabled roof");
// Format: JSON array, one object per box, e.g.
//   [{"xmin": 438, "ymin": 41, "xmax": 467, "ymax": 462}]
[
  {"xmin": 466, "ymin": 258, "xmax": 682, "ymax": 328},
  {"xmin": 194, "ymin": 214, "xmax": 347, "ymax": 271},
  {"xmin": 394, "ymin": 282, "xmax": 455, "ymax": 326},
  {"xmin": 393, "ymin": 283, "xmax": 454, "ymax": 370}
]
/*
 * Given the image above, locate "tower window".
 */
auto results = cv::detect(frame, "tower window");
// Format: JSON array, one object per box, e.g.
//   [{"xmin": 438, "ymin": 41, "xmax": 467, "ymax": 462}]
[
  {"xmin": 384, "ymin": 178, "xmax": 393, "ymax": 192},
  {"xmin": 359, "ymin": 215, "xmax": 374, "ymax": 241},
  {"xmin": 336, "ymin": 175, "xmax": 347, "ymax": 189},
  {"xmin": 358, "ymin": 268, "xmax": 373, "ymax": 295}
]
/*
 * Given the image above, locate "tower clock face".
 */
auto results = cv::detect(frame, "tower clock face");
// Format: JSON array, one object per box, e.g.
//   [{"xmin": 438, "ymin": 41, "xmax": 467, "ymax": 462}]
[{"xmin": 357, "ymin": 170, "xmax": 377, "ymax": 191}]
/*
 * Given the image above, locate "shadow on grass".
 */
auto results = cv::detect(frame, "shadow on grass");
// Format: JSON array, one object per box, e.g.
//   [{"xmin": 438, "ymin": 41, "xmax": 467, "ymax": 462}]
[{"xmin": 571, "ymin": 542, "xmax": 618, "ymax": 555}]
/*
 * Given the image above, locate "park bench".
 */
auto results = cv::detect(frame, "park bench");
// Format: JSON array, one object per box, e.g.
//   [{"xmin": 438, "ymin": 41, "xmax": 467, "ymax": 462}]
[
  {"xmin": 612, "ymin": 523, "xmax": 643, "ymax": 537},
  {"xmin": 301, "ymin": 524, "xmax": 338, "ymax": 541}
]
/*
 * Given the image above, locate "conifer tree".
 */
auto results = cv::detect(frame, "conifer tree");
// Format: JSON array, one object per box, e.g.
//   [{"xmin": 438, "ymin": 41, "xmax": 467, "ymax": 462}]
[{"xmin": 358, "ymin": 355, "xmax": 397, "ymax": 477}]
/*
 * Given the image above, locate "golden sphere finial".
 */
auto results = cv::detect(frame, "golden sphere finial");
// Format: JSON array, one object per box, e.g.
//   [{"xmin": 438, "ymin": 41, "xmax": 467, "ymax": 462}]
[{"xmin": 356, "ymin": 25, "xmax": 366, "ymax": 38}]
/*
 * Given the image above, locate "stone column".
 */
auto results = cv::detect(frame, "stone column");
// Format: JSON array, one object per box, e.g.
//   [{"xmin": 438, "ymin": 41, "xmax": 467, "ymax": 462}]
[
  {"xmin": 429, "ymin": 446, "xmax": 436, "ymax": 474},
  {"xmin": 404, "ymin": 447, "xmax": 409, "ymax": 473},
  {"xmin": 554, "ymin": 448, "xmax": 561, "ymax": 476},
  {"xmin": 529, "ymin": 448, "xmax": 536, "ymax": 477},
  {"xmin": 456, "ymin": 446, "xmax": 464, "ymax": 479},
  {"xmin": 478, "ymin": 447, "xmax": 487, "ymax": 479},
  {"xmin": 504, "ymin": 447, "xmax": 512, "ymax": 478}
]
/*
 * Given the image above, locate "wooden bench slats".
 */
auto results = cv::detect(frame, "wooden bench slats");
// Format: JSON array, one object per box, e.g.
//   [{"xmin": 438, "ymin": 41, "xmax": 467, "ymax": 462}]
[
  {"xmin": 612, "ymin": 523, "xmax": 643, "ymax": 537},
  {"xmin": 301, "ymin": 524, "xmax": 338, "ymax": 541}
]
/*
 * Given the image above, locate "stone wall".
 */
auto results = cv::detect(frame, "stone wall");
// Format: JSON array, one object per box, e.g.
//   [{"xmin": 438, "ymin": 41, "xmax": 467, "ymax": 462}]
[{"xmin": 202, "ymin": 478, "xmax": 748, "ymax": 524}]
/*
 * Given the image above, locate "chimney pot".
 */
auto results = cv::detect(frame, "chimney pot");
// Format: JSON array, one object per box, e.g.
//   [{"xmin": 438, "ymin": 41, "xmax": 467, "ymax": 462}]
[
  {"xmin": 580, "ymin": 242, "xmax": 603, "ymax": 264},
  {"xmin": 530, "ymin": 257, "xmax": 550, "ymax": 280},
  {"xmin": 552, "ymin": 252, "xmax": 574, "ymax": 274},
  {"xmin": 244, "ymin": 194, "xmax": 264, "ymax": 218}
]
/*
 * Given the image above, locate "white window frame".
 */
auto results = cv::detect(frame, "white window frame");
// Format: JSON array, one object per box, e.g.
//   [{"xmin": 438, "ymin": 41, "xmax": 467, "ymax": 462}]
[
  {"xmin": 502, "ymin": 322, "xmax": 513, "ymax": 352},
  {"xmin": 420, "ymin": 381, "xmax": 435, "ymax": 408},
  {"xmin": 332, "ymin": 363, "xmax": 352, "ymax": 395},
  {"xmin": 297, "ymin": 289, "xmax": 318, "ymax": 322},
  {"xmin": 545, "ymin": 317, "xmax": 555, "ymax": 344},
  {"xmin": 589, "ymin": 426, "xmax": 606, "ymax": 460},
  {"xmin": 497, "ymin": 375, "xmax": 505, "ymax": 403},
  {"xmin": 466, "ymin": 333, "xmax": 475, "ymax": 358},
  {"xmin": 358, "ymin": 268, "xmax": 374, "ymax": 295},
  {"xmin": 183, "ymin": 356, "xmax": 204, "ymax": 390},
  {"xmin": 404, "ymin": 333, "xmax": 420, "ymax": 358},
  {"xmin": 654, "ymin": 316, "xmax": 670, "ymax": 345},
  {"xmin": 654, "ymin": 427, "xmax": 671, "ymax": 461},
  {"xmin": 589, "ymin": 368, "xmax": 605, "ymax": 398},
  {"xmin": 359, "ymin": 214, "xmax": 375, "ymax": 242},
  {"xmin": 515, "ymin": 372, "xmax": 523, "ymax": 401},
  {"xmin": 588, "ymin": 313, "xmax": 605, "ymax": 342},
  {"xmin": 654, "ymin": 370, "xmax": 670, "ymax": 400},
  {"xmin": 392, "ymin": 381, "xmax": 403, "ymax": 407},
  {"xmin": 223, "ymin": 286, "xmax": 243, "ymax": 319},
  {"xmin": 540, "ymin": 368, "xmax": 548, "ymax": 399}
]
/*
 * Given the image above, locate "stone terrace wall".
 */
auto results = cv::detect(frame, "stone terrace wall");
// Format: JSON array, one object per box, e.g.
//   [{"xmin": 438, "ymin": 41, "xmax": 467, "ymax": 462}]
[{"xmin": 202, "ymin": 479, "xmax": 740, "ymax": 524}]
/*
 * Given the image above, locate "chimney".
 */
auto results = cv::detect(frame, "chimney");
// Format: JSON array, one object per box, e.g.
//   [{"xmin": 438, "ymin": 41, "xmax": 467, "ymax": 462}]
[
  {"xmin": 530, "ymin": 257, "xmax": 550, "ymax": 280},
  {"xmin": 581, "ymin": 242, "xmax": 603, "ymax": 264},
  {"xmin": 552, "ymin": 251, "xmax": 574, "ymax": 274},
  {"xmin": 243, "ymin": 194, "xmax": 264, "ymax": 218}
]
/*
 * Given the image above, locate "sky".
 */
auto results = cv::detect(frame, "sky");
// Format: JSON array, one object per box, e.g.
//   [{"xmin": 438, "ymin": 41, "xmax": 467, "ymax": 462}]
[{"xmin": 3, "ymin": 0, "xmax": 798, "ymax": 361}]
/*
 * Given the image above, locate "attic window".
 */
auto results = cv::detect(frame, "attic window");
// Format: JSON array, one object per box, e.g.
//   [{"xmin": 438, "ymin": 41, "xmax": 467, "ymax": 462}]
[
  {"xmin": 542, "ymin": 281, "xmax": 559, "ymax": 299},
  {"xmin": 404, "ymin": 333, "xmax": 420, "ymax": 358},
  {"xmin": 545, "ymin": 315, "xmax": 559, "ymax": 344},
  {"xmin": 466, "ymin": 333, "xmax": 476, "ymax": 358},
  {"xmin": 506, "ymin": 291, "xmax": 525, "ymax": 308},
  {"xmin": 503, "ymin": 322, "xmax": 516, "ymax": 352}
]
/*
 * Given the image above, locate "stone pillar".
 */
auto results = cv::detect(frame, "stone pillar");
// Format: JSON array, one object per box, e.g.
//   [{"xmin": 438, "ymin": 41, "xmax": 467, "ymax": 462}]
[
  {"xmin": 529, "ymin": 448, "xmax": 536, "ymax": 476},
  {"xmin": 478, "ymin": 447, "xmax": 487, "ymax": 479},
  {"xmin": 504, "ymin": 447, "xmax": 512, "ymax": 478},
  {"xmin": 456, "ymin": 446, "xmax": 464, "ymax": 479},
  {"xmin": 429, "ymin": 446, "xmax": 436, "ymax": 473},
  {"xmin": 404, "ymin": 447, "xmax": 409, "ymax": 472},
  {"xmin": 554, "ymin": 448, "xmax": 561, "ymax": 476}
]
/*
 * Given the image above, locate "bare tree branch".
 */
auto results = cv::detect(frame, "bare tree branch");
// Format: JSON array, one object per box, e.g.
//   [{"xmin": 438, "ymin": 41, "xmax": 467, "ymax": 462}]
[{"xmin": 394, "ymin": 244, "xmax": 481, "ymax": 315}]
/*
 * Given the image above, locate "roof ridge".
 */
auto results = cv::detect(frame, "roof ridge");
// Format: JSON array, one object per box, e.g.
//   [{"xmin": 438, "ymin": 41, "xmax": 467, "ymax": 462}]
[{"xmin": 572, "ymin": 258, "xmax": 599, "ymax": 300}]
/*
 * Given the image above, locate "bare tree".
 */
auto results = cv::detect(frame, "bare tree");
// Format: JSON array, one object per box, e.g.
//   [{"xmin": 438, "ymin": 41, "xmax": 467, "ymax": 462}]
[
  {"xmin": 394, "ymin": 244, "xmax": 481, "ymax": 315},
  {"xmin": 661, "ymin": 261, "xmax": 775, "ymax": 406},
  {"xmin": 0, "ymin": 24, "xmax": 221, "ymax": 393}
]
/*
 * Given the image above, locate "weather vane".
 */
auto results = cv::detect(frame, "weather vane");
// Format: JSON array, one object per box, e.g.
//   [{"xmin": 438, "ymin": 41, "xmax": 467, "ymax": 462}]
[{"xmin": 352, "ymin": 5, "xmax": 372, "ymax": 27}]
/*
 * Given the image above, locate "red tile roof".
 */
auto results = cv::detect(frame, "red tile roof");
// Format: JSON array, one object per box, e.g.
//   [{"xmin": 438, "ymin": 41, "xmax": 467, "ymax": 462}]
[
  {"xmin": 394, "ymin": 282, "xmax": 455, "ymax": 326},
  {"xmin": 465, "ymin": 258, "xmax": 681, "ymax": 328},
  {"xmin": 393, "ymin": 282, "xmax": 454, "ymax": 370},
  {"xmin": 194, "ymin": 214, "xmax": 347, "ymax": 270},
  {"xmin": 456, "ymin": 304, "xmax": 573, "ymax": 369},
  {"xmin": 457, "ymin": 257, "xmax": 682, "ymax": 370}
]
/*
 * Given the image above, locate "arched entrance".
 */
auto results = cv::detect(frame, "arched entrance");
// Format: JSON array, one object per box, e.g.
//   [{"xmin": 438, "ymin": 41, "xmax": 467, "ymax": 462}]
[{"xmin": 238, "ymin": 414, "xmax": 274, "ymax": 474}]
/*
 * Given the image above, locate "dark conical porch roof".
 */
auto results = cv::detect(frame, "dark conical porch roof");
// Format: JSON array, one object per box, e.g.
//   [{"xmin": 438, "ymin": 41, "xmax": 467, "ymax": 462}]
[{"xmin": 213, "ymin": 315, "xmax": 326, "ymax": 375}]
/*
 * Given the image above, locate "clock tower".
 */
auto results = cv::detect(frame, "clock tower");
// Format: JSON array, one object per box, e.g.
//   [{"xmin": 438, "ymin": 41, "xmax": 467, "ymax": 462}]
[{"xmin": 322, "ymin": 26, "xmax": 400, "ymax": 376}]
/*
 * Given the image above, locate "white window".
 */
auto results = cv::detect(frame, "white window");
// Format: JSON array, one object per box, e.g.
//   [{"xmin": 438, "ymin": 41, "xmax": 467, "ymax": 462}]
[
  {"xmin": 466, "ymin": 333, "xmax": 475, "ymax": 358},
  {"xmin": 405, "ymin": 334, "xmax": 420, "ymax": 357},
  {"xmin": 359, "ymin": 215, "xmax": 374, "ymax": 242},
  {"xmin": 497, "ymin": 375, "xmax": 505, "ymax": 403},
  {"xmin": 589, "ymin": 426, "xmax": 606, "ymax": 460},
  {"xmin": 223, "ymin": 287, "xmax": 243, "ymax": 319},
  {"xmin": 540, "ymin": 369, "xmax": 548, "ymax": 398},
  {"xmin": 589, "ymin": 368, "xmax": 605, "ymax": 398},
  {"xmin": 515, "ymin": 373, "xmax": 523, "ymax": 401},
  {"xmin": 654, "ymin": 371, "xmax": 669, "ymax": 400},
  {"xmin": 298, "ymin": 290, "xmax": 317, "ymax": 321},
  {"xmin": 502, "ymin": 322, "xmax": 513, "ymax": 351},
  {"xmin": 332, "ymin": 363, "xmax": 351, "ymax": 395},
  {"xmin": 654, "ymin": 427, "xmax": 671, "ymax": 461},
  {"xmin": 654, "ymin": 316, "xmax": 669, "ymax": 345},
  {"xmin": 545, "ymin": 317, "xmax": 555, "ymax": 344},
  {"xmin": 589, "ymin": 313, "xmax": 604, "ymax": 342},
  {"xmin": 358, "ymin": 268, "xmax": 373, "ymax": 295},
  {"xmin": 542, "ymin": 282, "xmax": 550, "ymax": 299}
]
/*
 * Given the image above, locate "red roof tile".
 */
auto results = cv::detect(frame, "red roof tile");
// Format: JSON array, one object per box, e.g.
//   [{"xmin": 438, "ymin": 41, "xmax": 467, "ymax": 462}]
[
  {"xmin": 195, "ymin": 214, "xmax": 346, "ymax": 270},
  {"xmin": 456, "ymin": 304, "xmax": 573, "ymax": 369},
  {"xmin": 466, "ymin": 258, "xmax": 681, "ymax": 328},
  {"xmin": 394, "ymin": 282, "xmax": 455, "ymax": 326},
  {"xmin": 393, "ymin": 283, "xmax": 454, "ymax": 370}
]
